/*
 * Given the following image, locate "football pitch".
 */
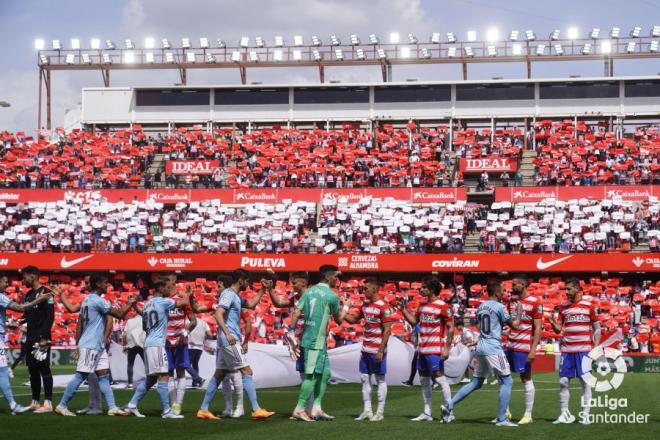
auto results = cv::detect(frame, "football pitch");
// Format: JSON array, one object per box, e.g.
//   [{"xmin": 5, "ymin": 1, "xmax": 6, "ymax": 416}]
[{"xmin": 2, "ymin": 366, "xmax": 657, "ymax": 440}]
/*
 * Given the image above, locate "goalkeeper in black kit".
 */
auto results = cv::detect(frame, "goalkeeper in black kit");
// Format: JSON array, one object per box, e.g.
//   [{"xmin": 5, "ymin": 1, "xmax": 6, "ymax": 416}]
[{"xmin": 21, "ymin": 266, "xmax": 55, "ymax": 413}]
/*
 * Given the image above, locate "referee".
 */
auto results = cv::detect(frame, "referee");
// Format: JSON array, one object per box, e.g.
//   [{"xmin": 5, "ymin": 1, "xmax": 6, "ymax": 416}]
[{"xmin": 21, "ymin": 266, "xmax": 55, "ymax": 413}]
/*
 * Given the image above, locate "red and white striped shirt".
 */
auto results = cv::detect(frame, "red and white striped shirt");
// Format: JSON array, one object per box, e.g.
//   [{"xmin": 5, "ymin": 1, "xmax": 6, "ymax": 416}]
[
  {"xmin": 506, "ymin": 295, "xmax": 543, "ymax": 352},
  {"xmin": 357, "ymin": 299, "xmax": 395, "ymax": 354},
  {"xmin": 167, "ymin": 306, "xmax": 190, "ymax": 347},
  {"xmin": 559, "ymin": 298, "xmax": 598, "ymax": 353},
  {"xmin": 415, "ymin": 298, "xmax": 453, "ymax": 355}
]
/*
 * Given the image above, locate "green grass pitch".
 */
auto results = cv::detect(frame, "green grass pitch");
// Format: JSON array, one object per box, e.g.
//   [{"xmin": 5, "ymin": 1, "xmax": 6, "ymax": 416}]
[{"xmin": 1, "ymin": 366, "xmax": 657, "ymax": 440}]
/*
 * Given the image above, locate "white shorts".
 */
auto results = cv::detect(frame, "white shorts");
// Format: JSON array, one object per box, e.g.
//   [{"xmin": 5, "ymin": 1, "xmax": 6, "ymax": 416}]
[
  {"xmin": 216, "ymin": 344, "xmax": 248, "ymax": 370},
  {"xmin": 0, "ymin": 347, "xmax": 7, "ymax": 368},
  {"xmin": 144, "ymin": 346, "xmax": 169, "ymax": 376},
  {"xmin": 77, "ymin": 348, "xmax": 109, "ymax": 373},
  {"xmin": 474, "ymin": 352, "xmax": 511, "ymax": 378}
]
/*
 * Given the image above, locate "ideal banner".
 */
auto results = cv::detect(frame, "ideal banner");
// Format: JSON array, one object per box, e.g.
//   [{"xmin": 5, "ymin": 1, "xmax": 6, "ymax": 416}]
[
  {"xmin": 0, "ymin": 187, "xmax": 467, "ymax": 204},
  {"xmin": 165, "ymin": 160, "xmax": 220, "ymax": 175},
  {"xmin": 459, "ymin": 157, "xmax": 518, "ymax": 173},
  {"xmin": 495, "ymin": 185, "xmax": 659, "ymax": 202},
  {"xmin": 0, "ymin": 252, "xmax": 657, "ymax": 272}
]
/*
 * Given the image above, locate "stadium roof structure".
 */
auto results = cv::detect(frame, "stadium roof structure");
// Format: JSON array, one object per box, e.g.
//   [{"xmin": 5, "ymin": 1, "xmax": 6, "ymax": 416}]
[{"xmin": 36, "ymin": 31, "xmax": 660, "ymax": 129}]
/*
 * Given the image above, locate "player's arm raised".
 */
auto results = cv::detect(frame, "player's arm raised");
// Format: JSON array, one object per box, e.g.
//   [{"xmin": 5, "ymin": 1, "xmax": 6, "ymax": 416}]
[
  {"xmin": 174, "ymin": 289, "xmax": 191, "ymax": 308},
  {"xmin": 508, "ymin": 302, "xmax": 522, "ymax": 329},
  {"xmin": 51, "ymin": 285, "xmax": 80, "ymax": 313},
  {"xmin": 109, "ymin": 295, "xmax": 137, "ymax": 319},
  {"xmin": 268, "ymin": 288, "xmax": 291, "ymax": 308},
  {"xmin": 6, "ymin": 293, "xmax": 52, "ymax": 313},
  {"xmin": 243, "ymin": 278, "xmax": 272, "ymax": 310},
  {"xmin": 397, "ymin": 298, "xmax": 417, "ymax": 325},
  {"xmin": 549, "ymin": 307, "xmax": 563, "ymax": 334},
  {"xmin": 333, "ymin": 298, "xmax": 352, "ymax": 324}
]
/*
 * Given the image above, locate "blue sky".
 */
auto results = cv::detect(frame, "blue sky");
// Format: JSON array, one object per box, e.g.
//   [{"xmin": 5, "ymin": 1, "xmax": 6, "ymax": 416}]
[{"xmin": 0, "ymin": 0, "xmax": 658, "ymax": 131}]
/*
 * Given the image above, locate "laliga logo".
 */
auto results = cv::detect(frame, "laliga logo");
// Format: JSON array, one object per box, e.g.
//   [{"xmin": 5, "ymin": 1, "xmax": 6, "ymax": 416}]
[{"xmin": 581, "ymin": 346, "xmax": 627, "ymax": 392}]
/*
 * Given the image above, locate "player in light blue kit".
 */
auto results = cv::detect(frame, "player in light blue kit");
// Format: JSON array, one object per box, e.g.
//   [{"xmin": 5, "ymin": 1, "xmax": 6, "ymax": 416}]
[
  {"xmin": 55, "ymin": 273, "xmax": 136, "ymax": 417},
  {"xmin": 0, "ymin": 273, "xmax": 51, "ymax": 415},
  {"xmin": 442, "ymin": 280, "xmax": 521, "ymax": 427},
  {"xmin": 124, "ymin": 278, "xmax": 190, "ymax": 418}
]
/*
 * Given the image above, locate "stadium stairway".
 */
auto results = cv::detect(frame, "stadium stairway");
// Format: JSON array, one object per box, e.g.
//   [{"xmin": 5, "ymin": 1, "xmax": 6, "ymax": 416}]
[
  {"xmin": 142, "ymin": 153, "xmax": 166, "ymax": 188},
  {"xmin": 520, "ymin": 148, "xmax": 537, "ymax": 186},
  {"xmin": 463, "ymin": 232, "xmax": 481, "ymax": 253}
]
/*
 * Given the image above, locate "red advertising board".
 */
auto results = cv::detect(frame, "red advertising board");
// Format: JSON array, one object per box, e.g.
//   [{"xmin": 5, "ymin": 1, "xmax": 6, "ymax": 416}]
[
  {"xmin": 0, "ymin": 253, "xmax": 656, "ymax": 272},
  {"xmin": 459, "ymin": 157, "xmax": 518, "ymax": 173},
  {"xmin": 165, "ymin": 161, "xmax": 220, "ymax": 175},
  {"xmin": 495, "ymin": 185, "xmax": 658, "ymax": 202}
]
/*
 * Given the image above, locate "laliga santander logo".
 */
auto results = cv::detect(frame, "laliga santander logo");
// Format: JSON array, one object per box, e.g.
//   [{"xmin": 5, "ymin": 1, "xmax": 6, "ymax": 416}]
[{"xmin": 581, "ymin": 346, "xmax": 627, "ymax": 392}]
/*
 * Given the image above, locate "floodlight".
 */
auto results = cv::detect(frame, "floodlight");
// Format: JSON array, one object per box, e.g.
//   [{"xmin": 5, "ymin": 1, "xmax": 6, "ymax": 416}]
[
  {"xmin": 330, "ymin": 35, "xmax": 341, "ymax": 46},
  {"xmin": 630, "ymin": 26, "xmax": 641, "ymax": 38},
  {"xmin": 356, "ymin": 48, "xmax": 366, "ymax": 59},
  {"xmin": 650, "ymin": 40, "xmax": 659, "ymax": 52},
  {"xmin": 464, "ymin": 46, "xmax": 474, "ymax": 56},
  {"xmin": 312, "ymin": 49, "xmax": 321, "ymax": 61},
  {"xmin": 217, "ymin": 39, "xmax": 226, "ymax": 48},
  {"xmin": 554, "ymin": 44, "xmax": 564, "ymax": 55},
  {"xmin": 274, "ymin": 36, "xmax": 284, "ymax": 47},
  {"xmin": 590, "ymin": 28, "xmax": 600, "ymax": 39},
  {"xmin": 161, "ymin": 39, "xmax": 171, "ymax": 49},
  {"xmin": 421, "ymin": 47, "xmax": 430, "ymax": 58},
  {"xmin": 467, "ymin": 30, "xmax": 477, "ymax": 42},
  {"xmin": 182, "ymin": 38, "xmax": 191, "ymax": 49},
  {"xmin": 512, "ymin": 43, "xmax": 523, "ymax": 55},
  {"xmin": 123, "ymin": 51, "xmax": 134, "ymax": 63},
  {"xmin": 350, "ymin": 34, "xmax": 360, "ymax": 45},
  {"xmin": 293, "ymin": 49, "xmax": 302, "ymax": 61},
  {"xmin": 52, "ymin": 39, "xmax": 62, "ymax": 50},
  {"xmin": 71, "ymin": 39, "xmax": 80, "ymax": 50},
  {"xmin": 610, "ymin": 27, "xmax": 620, "ymax": 38},
  {"xmin": 582, "ymin": 43, "xmax": 592, "ymax": 54},
  {"xmin": 335, "ymin": 48, "xmax": 344, "ymax": 60},
  {"xmin": 34, "ymin": 39, "xmax": 44, "ymax": 50},
  {"xmin": 626, "ymin": 41, "xmax": 635, "ymax": 53},
  {"xmin": 65, "ymin": 53, "xmax": 75, "ymax": 64},
  {"xmin": 125, "ymin": 39, "xmax": 134, "ymax": 49},
  {"xmin": 144, "ymin": 37, "xmax": 155, "ymax": 49},
  {"xmin": 525, "ymin": 30, "xmax": 536, "ymax": 41},
  {"xmin": 106, "ymin": 40, "xmax": 115, "ymax": 50},
  {"xmin": 487, "ymin": 45, "xmax": 496, "ymax": 56},
  {"xmin": 145, "ymin": 52, "xmax": 155, "ymax": 63},
  {"xmin": 240, "ymin": 37, "xmax": 249, "ymax": 48},
  {"xmin": 601, "ymin": 40, "xmax": 612, "ymax": 53},
  {"xmin": 389, "ymin": 32, "xmax": 400, "ymax": 44},
  {"xmin": 408, "ymin": 33, "xmax": 418, "ymax": 44},
  {"xmin": 102, "ymin": 53, "xmax": 112, "ymax": 63},
  {"xmin": 550, "ymin": 30, "xmax": 560, "ymax": 40},
  {"xmin": 536, "ymin": 44, "xmax": 545, "ymax": 55},
  {"xmin": 81, "ymin": 53, "xmax": 91, "ymax": 64},
  {"xmin": 486, "ymin": 28, "xmax": 498, "ymax": 41},
  {"xmin": 273, "ymin": 50, "xmax": 283, "ymax": 61},
  {"xmin": 249, "ymin": 51, "xmax": 259, "ymax": 62},
  {"xmin": 431, "ymin": 32, "xmax": 441, "ymax": 43},
  {"xmin": 446, "ymin": 32, "xmax": 456, "ymax": 43},
  {"xmin": 447, "ymin": 46, "xmax": 457, "ymax": 57},
  {"xmin": 255, "ymin": 37, "xmax": 265, "ymax": 47},
  {"xmin": 231, "ymin": 51, "xmax": 241, "ymax": 62},
  {"xmin": 165, "ymin": 52, "xmax": 175, "ymax": 63},
  {"xmin": 400, "ymin": 46, "xmax": 411, "ymax": 58},
  {"xmin": 377, "ymin": 48, "xmax": 387, "ymax": 59},
  {"xmin": 90, "ymin": 38, "xmax": 100, "ymax": 49},
  {"xmin": 369, "ymin": 34, "xmax": 379, "ymax": 44},
  {"xmin": 294, "ymin": 35, "xmax": 304, "ymax": 46},
  {"xmin": 199, "ymin": 37, "xmax": 209, "ymax": 48},
  {"xmin": 186, "ymin": 51, "xmax": 196, "ymax": 63},
  {"xmin": 567, "ymin": 27, "xmax": 578, "ymax": 40},
  {"xmin": 206, "ymin": 53, "xmax": 216, "ymax": 63},
  {"xmin": 311, "ymin": 35, "xmax": 321, "ymax": 46},
  {"xmin": 509, "ymin": 30, "xmax": 519, "ymax": 41},
  {"xmin": 39, "ymin": 54, "xmax": 48, "ymax": 64},
  {"xmin": 652, "ymin": 26, "xmax": 660, "ymax": 37}
]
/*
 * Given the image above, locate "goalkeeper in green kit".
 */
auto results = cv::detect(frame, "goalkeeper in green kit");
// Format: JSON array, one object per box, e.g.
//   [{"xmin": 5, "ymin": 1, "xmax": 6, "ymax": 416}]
[{"xmin": 287, "ymin": 265, "xmax": 350, "ymax": 422}]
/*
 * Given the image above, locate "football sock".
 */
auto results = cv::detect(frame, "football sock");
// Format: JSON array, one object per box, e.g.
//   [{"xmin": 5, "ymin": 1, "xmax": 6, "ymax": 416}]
[
  {"xmin": 87, "ymin": 373, "xmax": 101, "ymax": 410},
  {"xmin": 579, "ymin": 378, "xmax": 591, "ymax": 415},
  {"xmin": 420, "ymin": 376, "xmax": 433, "ymax": 415},
  {"xmin": 497, "ymin": 375, "xmax": 513, "ymax": 422},
  {"xmin": 299, "ymin": 372, "xmax": 313, "ymax": 413},
  {"xmin": 233, "ymin": 373, "xmax": 243, "ymax": 411},
  {"xmin": 59, "ymin": 372, "xmax": 88, "ymax": 407},
  {"xmin": 376, "ymin": 374, "xmax": 387, "ymax": 414},
  {"xmin": 176, "ymin": 377, "xmax": 186, "ymax": 406},
  {"xmin": 156, "ymin": 379, "xmax": 171, "ymax": 412},
  {"xmin": 200, "ymin": 376, "xmax": 218, "ymax": 411},
  {"xmin": 313, "ymin": 366, "xmax": 331, "ymax": 409},
  {"xmin": 242, "ymin": 375, "xmax": 260, "ymax": 412},
  {"xmin": 434, "ymin": 375, "xmax": 452, "ymax": 405},
  {"xmin": 222, "ymin": 376, "xmax": 233, "ymax": 411},
  {"xmin": 97, "ymin": 374, "xmax": 116, "ymax": 409},
  {"xmin": 361, "ymin": 374, "xmax": 372, "ymax": 412},
  {"xmin": 0, "ymin": 367, "xmax": 15, "ymax": 407},
  {"xmin": 448, "ymin": 376, "xmax": 484, "ymax": 410},
  {"xmin": 168, "ymin": 377, "xmax": 176, "ymax": 405},
  {"xmin": 296, "ymin": 373, "xmax": 317, "ymax": 410},
  {"xmin": 559, "ymin": 377, "xmax": 570, "ymax": 412},
  {"xmin": 128, "ymin": 379, "xmax": 149, "ymax": 407},
  {"xmin": 523, "ymin": 379, "xmax": 535, "ymax": 417}
]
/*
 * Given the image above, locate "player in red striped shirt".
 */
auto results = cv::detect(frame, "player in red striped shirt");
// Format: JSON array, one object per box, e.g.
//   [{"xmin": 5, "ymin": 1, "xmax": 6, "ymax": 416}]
[
  {"xmin": 504, "ymin": 274, "xmax": 543, "ymax": 425},
  {"xmin": 399, "ymin": 276, "xmax": 454, "ymax": 422},
  {"xmin": 550, "ymin": 277, "xmax": 601, "ymax": 425},
  {"xmin": 344, "ymin": 278, "xmax": 395, "ymax": 422}
]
